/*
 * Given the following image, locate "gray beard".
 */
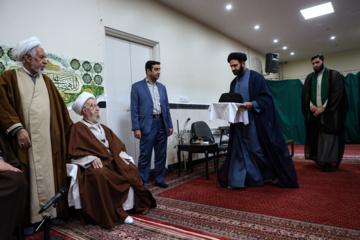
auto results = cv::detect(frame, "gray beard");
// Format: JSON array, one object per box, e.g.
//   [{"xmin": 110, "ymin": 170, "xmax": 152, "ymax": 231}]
[
  {"xmin": 90, "ymin": 115, "xmax": 101, "ymax": 123},
  {"xmin": 31, "ymin": 61, "xmax": 46, "ymax": 74},
  {"xmin": 86, "ymin": 112, "xmax": 101, "ymax": 123}
]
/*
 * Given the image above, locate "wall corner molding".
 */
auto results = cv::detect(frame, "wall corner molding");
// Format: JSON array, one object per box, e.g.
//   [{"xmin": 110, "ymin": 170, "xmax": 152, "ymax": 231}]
[{"xmin": 105, "ymin": 26, "xmax": 158, "ymax": 48}]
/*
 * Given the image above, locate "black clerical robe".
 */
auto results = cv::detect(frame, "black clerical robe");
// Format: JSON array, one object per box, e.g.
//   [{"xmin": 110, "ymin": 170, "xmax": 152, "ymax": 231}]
[{"xmin": 302, "ymin": 69, "xmax": 348, "ymax": 166}]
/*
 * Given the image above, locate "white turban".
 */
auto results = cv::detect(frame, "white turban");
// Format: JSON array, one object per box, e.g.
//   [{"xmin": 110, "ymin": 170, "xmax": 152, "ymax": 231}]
[
  {"xmin": 72, "ymin": 92, "xmax": 95, "ymax": 115},
  {"xmin": 12, "ymin": 36, "xmax": 42, "ymax": 61}
]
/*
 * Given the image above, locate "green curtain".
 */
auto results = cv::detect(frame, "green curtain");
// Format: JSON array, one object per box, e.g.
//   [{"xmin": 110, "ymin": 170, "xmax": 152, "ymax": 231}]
[
  {"xmin": 266, "ymin": 79, "xmax": 305, "ymax": 144},
  {"xmin": 266, "ymin": 73, "xmax": 360, "ymax": 144},
  {"xmin": 343, "ymin": 72, "xmax": 360, "ymax": 143}
]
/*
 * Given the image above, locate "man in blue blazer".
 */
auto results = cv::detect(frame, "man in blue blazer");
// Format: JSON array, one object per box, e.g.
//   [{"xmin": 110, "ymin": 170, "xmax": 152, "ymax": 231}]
[{"xmin": 131, "ymin": 60, "xmax": 173, "ymax": 188}]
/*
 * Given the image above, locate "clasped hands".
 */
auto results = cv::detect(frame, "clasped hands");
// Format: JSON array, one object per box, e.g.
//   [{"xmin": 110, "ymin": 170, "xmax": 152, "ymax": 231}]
[
  {"xmin": 310, "ymin": 105, "xmax": 325, "ymax": 117},
  {"xmin": 91, "ymin": 157, "xmax": 131, "ymax": 168}
]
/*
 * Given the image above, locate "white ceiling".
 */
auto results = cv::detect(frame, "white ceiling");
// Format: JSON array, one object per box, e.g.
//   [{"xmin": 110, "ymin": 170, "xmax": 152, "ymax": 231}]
[{"xmin": 157, "ymin": 0, "xmax": 360, "ymax": 62}]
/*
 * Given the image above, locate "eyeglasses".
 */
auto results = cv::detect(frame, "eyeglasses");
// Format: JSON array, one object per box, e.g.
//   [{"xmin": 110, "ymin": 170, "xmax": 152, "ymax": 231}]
[{"xmin": 86, "ymin": 103, "xmax": 99, "ymax": 109}]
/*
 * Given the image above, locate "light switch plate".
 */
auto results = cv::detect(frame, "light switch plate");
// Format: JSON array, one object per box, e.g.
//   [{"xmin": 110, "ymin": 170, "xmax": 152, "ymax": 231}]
[{"xmin": 179, "ymin": 96, "xmax": 189, "ymax": 102}]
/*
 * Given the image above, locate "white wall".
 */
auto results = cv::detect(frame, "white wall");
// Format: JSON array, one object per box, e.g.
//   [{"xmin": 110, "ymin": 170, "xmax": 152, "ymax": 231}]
[
  {"xmin": 281, "ymin": 48, "xmax": 360, "ymax": 82},
  {"xmin": 8, "ymin": 0, "xmax": 358, "ymax": 166},
  {"xmin": 1, "ymin": 0, "xmax": 269, "ymax": 166},
  {"xmin": 100, "ymin": 0, "xmax": 270, "ymax": 104},
  {"xmin": 0, "ymin": 0, "xmax": 268, "ymax": 104}
]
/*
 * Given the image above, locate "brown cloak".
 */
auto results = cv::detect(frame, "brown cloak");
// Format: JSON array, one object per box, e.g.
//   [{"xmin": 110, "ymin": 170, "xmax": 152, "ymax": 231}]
[
  {"xmin": 0, "ymin": 132, "xmax": 27, "ymax": 239},
  {"xmin": 0, "ymin": 69, "xmax": 73, "ymax": 222},
  {"xmin": 67, "ymin": 122, "xmax": 156, "ymax": 229}
]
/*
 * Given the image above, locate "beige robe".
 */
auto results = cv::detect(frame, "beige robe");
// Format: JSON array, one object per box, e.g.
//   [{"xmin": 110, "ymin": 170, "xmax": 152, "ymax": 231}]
[
  {"xmin": 16, "ymin": 68, "xmax": 56, "ymax": 223},
  {"xmin": 0, "ymin": 69, "xmax": 73, "ymax": 224}
]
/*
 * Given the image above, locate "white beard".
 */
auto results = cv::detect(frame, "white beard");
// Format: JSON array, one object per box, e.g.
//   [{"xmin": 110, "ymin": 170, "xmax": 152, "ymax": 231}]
[
  {"xmin": 92, "ymin": 116, "xmax": 101, "ymax": 123},
  {"xmin": 86, "ymin": 111, "xmax": 101, "ymax": 123},
  {"xmin": 31, "ymin": 60, "xmax": 46, "ymax": 74}
]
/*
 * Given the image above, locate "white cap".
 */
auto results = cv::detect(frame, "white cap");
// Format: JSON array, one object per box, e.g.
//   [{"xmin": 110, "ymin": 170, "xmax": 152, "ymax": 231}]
[
  {"xmin": 72, "ymin": 92, "xmax": 95, "ymax": 115},
  {"xmin": 12, "ymin": 36, "xmax": 42, "ymax": 61}
]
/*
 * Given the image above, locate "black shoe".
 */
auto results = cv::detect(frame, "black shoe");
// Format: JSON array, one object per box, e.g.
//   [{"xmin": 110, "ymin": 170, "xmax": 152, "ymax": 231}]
[
  {"xmin": 24, "ymin": 225, "xmax": 35, "ymax": 236},
  {"xmin": 270, "ymin": 178, "xmax": 280, "ymax": 185},
  {"xmin": 322, "ymin": 163, "xmax": 332, "ymax": 172},
  {"xmin": 155, "ymin": 182, "xmax": 168, "ymax": 188},
  {"xmin": 50, "ymin": 218, "xmax": 64, "ymax": 225}
]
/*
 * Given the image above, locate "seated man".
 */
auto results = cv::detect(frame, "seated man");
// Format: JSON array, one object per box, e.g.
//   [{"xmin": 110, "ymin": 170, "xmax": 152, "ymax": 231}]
[
  {"xmin": 67, "ymin": 92, "xmax": 156, "ymax": 229},
  {"xmin": 0, "ymin": 132, "xmax": 27, "ymax": 239}
]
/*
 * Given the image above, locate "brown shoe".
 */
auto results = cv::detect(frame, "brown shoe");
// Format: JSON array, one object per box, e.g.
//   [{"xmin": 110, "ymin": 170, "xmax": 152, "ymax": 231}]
[{"xmin": 141, "ymin": 208, "xmax": 149, "ymax": 215}]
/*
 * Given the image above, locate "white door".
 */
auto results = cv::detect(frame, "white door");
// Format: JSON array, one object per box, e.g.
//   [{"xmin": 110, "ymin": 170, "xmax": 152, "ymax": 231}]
[{"xmin": 105, "ymin": 36, "xmax": 153, "ymax": 165}]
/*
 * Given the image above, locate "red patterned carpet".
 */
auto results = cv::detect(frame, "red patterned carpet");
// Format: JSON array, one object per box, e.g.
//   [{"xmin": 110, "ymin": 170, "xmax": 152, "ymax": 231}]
[
  {"xmin": 293, "ymin": 144, "xmax": 360, "ymax": 159},
  {"xmin": 24, "ymin": 145, "xmax": 360, "ymax": 239},
  {"xmin": 157, "ymin": 159, "xmax": 360, "ymax": 230}
]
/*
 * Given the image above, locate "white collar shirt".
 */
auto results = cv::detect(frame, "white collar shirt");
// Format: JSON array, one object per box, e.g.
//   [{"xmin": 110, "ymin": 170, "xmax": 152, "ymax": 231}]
[{"xmin": 146, "ymin": 78, "xmax": 162, "ymax": 114}]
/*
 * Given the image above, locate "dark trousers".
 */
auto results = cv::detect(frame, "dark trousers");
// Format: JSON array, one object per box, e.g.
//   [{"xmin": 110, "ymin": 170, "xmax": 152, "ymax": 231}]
[{"xmin": 138, "ymin": 118, "xmax": 167, "ymax": 186}]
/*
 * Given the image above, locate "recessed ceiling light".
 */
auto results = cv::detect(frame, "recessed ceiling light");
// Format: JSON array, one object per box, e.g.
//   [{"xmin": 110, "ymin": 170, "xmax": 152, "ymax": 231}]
[
  {"xmin": 226, "ymin": 4, "xmax": 232, "ymax": 10},
  {"xmin": 330, "ymin": 36, "xmax": 336, "ymax": 40},
  {"xmin": 290, "ymin": 52, "xmax": 295, "ymax": 55},
  {"xmin": 273, "ymin": 39, "xmax": 278, "ymax": 43},
  {"xmin": 254, "ymin": 25, "xmax": 260, "ymax": 30},
  {"xmin": 300, "ymin": 2, "xmax": 334, "ymax": 20},
  {"xmin": 283, "ymin": 46, "xmax": 287, "ymax": 50}
]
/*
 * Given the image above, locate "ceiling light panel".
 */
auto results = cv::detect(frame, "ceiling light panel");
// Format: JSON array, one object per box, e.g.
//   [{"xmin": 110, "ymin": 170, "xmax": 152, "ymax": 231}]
[{"xmin": 300, "ymin": 2, "xmax": 334, "ymax": 20}]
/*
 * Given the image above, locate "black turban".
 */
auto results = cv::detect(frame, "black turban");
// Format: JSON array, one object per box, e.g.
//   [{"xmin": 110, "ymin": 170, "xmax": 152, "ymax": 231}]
[{"xmin": 227, "ymin": 52, "xmax": 247, "ymax": 63}]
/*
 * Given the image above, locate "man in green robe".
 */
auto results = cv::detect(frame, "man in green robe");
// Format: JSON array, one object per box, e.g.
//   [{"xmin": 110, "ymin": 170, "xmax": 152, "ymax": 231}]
[{"xmin": 302, "ymin": 54, "xmax": 348, "ymax": 171}]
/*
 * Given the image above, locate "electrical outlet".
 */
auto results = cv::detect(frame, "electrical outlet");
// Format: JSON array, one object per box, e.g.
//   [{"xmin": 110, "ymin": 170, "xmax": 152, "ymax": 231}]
[{"xmin": 179, "ymin": 96, "xmax": 189, "ymax": 102}]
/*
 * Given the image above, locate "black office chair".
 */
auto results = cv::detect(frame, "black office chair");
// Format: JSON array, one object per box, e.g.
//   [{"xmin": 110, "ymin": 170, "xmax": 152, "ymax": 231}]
[{"xmin": 190, "ymin": 121, "xmax": 228, "ymax": 170}]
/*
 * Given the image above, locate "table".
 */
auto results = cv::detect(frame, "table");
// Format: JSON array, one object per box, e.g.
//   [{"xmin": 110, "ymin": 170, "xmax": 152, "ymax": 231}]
[
  {"xmin": 177, "ymin": 143, "xmax": 219, "ymax": 180},
  {"xmin": 218, "ymin": 126, "xmax": 230, "ymax": 145}
]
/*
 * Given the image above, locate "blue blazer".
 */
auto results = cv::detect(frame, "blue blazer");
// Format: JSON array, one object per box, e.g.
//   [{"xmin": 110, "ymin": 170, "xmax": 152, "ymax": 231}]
[{"xmin": 131, "ymin": 78, "xmax": 173, "ymax": 135}]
